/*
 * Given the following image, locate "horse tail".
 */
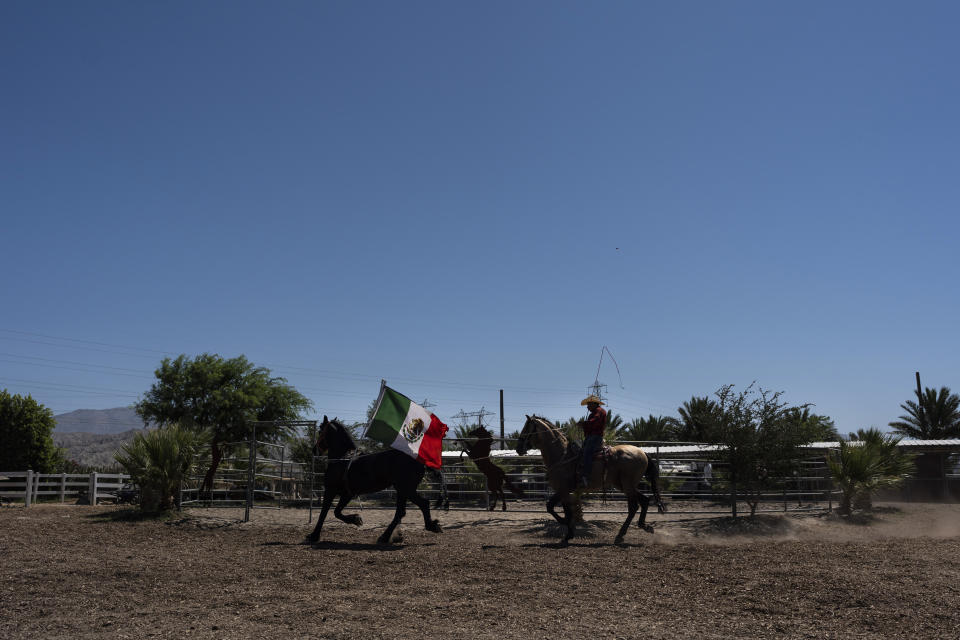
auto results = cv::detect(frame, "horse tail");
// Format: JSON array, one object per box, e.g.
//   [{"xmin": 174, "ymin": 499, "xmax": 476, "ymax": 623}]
[{"xmin": 645, "ymin": 456, "xmax": 666, "ymax": 513}]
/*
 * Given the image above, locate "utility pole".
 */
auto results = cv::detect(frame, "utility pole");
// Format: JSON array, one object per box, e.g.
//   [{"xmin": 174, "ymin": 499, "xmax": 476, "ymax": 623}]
[
  {"xmin": 499, "ymin": 389, "xmax": 505, "ymax": 450},
  {"xmin": 915, "ymin": 372, "xmax": 926, "ymax": 428}
]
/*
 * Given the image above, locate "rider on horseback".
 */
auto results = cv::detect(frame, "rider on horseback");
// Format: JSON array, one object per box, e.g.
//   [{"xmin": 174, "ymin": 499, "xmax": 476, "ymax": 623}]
[{"xmin": 578, "ymin": 395, "xmax": 607, "ymax": 487}]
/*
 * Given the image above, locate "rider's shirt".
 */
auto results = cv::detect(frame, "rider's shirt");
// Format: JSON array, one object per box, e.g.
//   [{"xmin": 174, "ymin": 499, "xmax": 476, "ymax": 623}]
[{"xmin": 582, "ymin": 406, "xmax": 607, "ymax": 437}]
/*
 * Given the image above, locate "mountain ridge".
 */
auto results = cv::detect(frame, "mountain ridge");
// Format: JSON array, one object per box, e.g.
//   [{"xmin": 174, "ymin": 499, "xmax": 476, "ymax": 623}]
[{"xmin": 54, "ymin": 407, "xmax": 146, "ymax": 434}]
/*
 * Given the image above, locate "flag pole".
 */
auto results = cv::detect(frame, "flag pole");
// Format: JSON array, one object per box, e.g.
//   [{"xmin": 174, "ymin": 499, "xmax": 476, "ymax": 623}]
[{"xmin": 363, "ymin": 379, "xmax": 388, "ymax": 438}]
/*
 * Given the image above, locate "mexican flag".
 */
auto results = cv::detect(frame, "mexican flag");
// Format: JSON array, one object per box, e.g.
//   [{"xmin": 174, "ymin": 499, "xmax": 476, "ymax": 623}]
[{"xmin": 364, "ymin": 384, "xmax": 448, "ymax": 468}]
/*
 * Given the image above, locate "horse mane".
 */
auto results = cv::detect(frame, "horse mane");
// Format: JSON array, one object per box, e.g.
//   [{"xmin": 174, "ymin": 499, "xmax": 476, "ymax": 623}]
[
  {"xmin": 528, "ymin": 415, "xmax": 569, "ymax": 447},
  {"xmin": 325, "ymin": 417, "xmax": 358, "ymax": 453}
]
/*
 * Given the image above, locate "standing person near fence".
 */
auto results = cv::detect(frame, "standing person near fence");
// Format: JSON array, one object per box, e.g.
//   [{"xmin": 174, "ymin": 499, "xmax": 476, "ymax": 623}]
[
  {"xmin": 701, "ymin": 461, "xmax": 713, "ymax": 491},
  {"xmin": 578, "ymin": 395, "xmax": 607, "ymax": 488}
]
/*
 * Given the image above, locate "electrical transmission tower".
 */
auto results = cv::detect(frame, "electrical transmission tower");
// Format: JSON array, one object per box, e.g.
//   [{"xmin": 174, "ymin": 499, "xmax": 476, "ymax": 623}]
[
  {"xmin": 586, "ymin": 381, "xmax": 608, "ymax": 403},
  {"xmin": 451, "ymin": 407, "xmax": 495, "ymax": 430}
]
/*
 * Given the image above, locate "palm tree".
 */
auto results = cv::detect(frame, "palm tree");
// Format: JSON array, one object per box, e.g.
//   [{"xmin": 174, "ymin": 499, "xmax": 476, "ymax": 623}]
[
  {"xmin": 889, "ymin": 386, "xmax": 960, "ymax": 439},
  {"xmin": 676, "ymin": 396, "xmax": 720, "ymax": 442},
  {"xmin": 114, "ymin": 424, "xmax": 208, "ymax": 511},
  {"xmin": 827, "ymin": 428, "xmax": 914, "ymax": 514},
  {"xmin": 617, "ymin": 415, "xmax": 678, "ymax": 442},
  {"xmin": 785, "ymin": 407, "xmax": 840, "ymax": 442},
  {"xmin": 603, "ymin": 412, "xmax": 624, "ymax": 443}
]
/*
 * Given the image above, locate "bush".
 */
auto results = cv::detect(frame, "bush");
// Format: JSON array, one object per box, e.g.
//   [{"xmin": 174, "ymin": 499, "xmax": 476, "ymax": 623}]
[
  {"xmin": 114, "ymin": 425, "xmax": 208, "ymax": 511},
  {"xmin": 828, "ymin": 428, "xmax": 914, "ymax": 514}
]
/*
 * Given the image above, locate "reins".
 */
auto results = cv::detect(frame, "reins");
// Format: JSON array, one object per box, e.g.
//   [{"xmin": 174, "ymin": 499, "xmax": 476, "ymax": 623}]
[{"xmin": 527, "ymin": 417, "xmax": 579, "ymax": 476}]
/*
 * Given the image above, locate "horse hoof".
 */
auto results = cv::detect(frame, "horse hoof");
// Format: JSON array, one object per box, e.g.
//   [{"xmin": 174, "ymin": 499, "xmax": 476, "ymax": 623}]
[
  {"xmin": 641, "ymin": 524, "xmax": 654, "ymax": 533},
  {"xmin": 304, "ymin": 535, "xmax": 318, "ymax": 544},
  {"xmin": 429, "ymin": 520, "xmax": 443, "ymax": 533},
  {"xmin": 614, "ymin": 536, "xmax": 625, "ymax": 545},
  {"xmin": 351, "ymin": 515, "xmax": 363, "ymax": 527},
  {"xmin": 376, "ymin": 535, "xmax": 391, "ymax": 545}
]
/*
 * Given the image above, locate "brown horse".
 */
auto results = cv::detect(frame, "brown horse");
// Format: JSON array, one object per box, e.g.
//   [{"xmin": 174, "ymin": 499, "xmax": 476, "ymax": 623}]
[
  {"xmin": 463, "ymin": 426, "xmax": 524, "ymax": 511},
  {"xmin": 516, "ymin": 415, "xmax": 664, "ymax": 545}
]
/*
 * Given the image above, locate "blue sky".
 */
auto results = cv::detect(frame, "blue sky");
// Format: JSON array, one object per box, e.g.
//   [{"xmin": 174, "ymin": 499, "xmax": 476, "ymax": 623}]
[{"xmin": 2, "ymin": 1, "xmax": 958, "ymax": 436}]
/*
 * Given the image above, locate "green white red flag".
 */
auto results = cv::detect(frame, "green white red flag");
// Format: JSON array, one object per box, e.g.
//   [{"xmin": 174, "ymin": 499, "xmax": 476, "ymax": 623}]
[{"xmin": 364, "ymin": 384, "xmax": 447, "ymax": 468}]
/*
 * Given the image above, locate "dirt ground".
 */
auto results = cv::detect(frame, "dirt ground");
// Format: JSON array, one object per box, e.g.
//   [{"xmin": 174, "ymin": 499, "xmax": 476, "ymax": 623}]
[{"xmin": 4, "ymin": 500, "xmax": 960, "ymax": 639}]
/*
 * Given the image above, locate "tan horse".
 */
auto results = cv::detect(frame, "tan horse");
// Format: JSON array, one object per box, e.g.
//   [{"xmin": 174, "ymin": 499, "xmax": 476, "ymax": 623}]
[{"xmin": 517, "ymin": 415, "xmax": 664, "ymax": 545}]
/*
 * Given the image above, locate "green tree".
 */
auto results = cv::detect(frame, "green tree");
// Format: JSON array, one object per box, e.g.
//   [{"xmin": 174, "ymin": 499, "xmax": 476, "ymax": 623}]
[
  {"xmin": 617, "ymin": 415, "xmax": 679, "ymax": 442},
  {"xmin": 115, "ymin": 424, "xmax": 208, "ymax": 511},
  {"xmin": 0, "ymin": 390, "xmax": 65, "ymax": 472},
  {"xmin": 604, "ymin": 412, "xmax": 624, "ymax": 443},
  {"xmin": 676, "ymin": 396, "xmax": 720, "ymax": 442},
  {"xmin": 287, "ymin": 422, "xmax": 320, "ymax": 466},
  {"xmin": 784, "ymin": 407, "xmax": 840, "ymax": 442},
  {"xmin": 135, "ymin": 354, "xmax": 313, "ymax": 492},
  {"xmin": 828, "ymin": 428, "xmax": 914, "ymax": 515},
  {"xmin": 709, "ymin": 383, "xmax": 814, "ymax": 517},
  {"xmin": 889, "ymin": 386, "xmax": 960, "ymax": 439}
]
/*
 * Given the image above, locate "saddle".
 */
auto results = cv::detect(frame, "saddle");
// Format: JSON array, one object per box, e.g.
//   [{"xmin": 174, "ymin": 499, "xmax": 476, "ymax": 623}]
[{"xmin": 569, "ymin": 441, "xmax": 613, "ymax": 486}]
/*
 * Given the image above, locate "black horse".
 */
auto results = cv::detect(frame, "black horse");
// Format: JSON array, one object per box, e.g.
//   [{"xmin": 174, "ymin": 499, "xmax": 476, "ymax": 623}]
[{"xmin": 305, "ymin": 416, "xmax": 443, "ymax": 545}]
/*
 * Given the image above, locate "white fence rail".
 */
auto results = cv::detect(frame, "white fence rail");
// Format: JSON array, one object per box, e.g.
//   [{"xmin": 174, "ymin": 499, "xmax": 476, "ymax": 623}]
[{"xmin": 0, "ymin": 471, "xmax": 131, "ymax": 507}]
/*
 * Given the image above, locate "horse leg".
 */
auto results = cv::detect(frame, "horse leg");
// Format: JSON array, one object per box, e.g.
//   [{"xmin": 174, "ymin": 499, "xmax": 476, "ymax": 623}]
[
  {"xmin": 616, "ymin": 493, "xmax": 639, "ymax": 544},
  {"xmin": 408, "ymin": 489, "xmax": 442, "ymax": 534},
  {"xmin": 378, "ymin": 492, "xmax": 408, "ymax": 545},
  {"xmin": 487, "ymin": 475, "xmax": 500, "ymax": 511},
  {"xmin": 636, "ymin": 492, "xmax": 653, "ymax": 533},
  {"xmin": 546, "ymin": 492, "xmax": 566, "ymax": 524},
  {"xmin": 495, "ymin": 471, "xmax": 508, "ymax": 511},
  {"xmin": 561, "ymin": 498, "xmax": 575, "ymax": 545},
  {"xmin": 433, "ymin": 469, "xmax": 449, "ymax": 511},
  {"xmin": 305, "ymin": 491, "xmax": 336, "ymax": 542},
  {"xmin": 333, "ymin": 494, "xmax": 362, "ymax": 527},
  {"xmin": 546, "ymin": 492, "xmax": 574, "ymax": 545}
]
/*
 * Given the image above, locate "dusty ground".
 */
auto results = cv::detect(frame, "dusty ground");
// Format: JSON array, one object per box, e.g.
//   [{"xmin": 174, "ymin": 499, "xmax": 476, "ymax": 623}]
[{"xmin": 3, "ymin": 501, "xmax": 960, "ymax": 639}]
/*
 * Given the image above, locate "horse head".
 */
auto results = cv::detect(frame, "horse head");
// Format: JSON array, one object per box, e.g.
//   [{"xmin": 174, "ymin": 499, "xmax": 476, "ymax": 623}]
[
  {"xmin": 312, "ymin": 416, "xmax": 330, "ymax": 455},
  {"xmin": 314, "ymin": 416, "xmax": 357, "ymax": 458},
  {"xmin": 467, "ymin": 426, "xmax": 491, "ymax": 440},
  {"xmin": 516, "ymin": 415, "xmax": 540, "ymax": 456}
]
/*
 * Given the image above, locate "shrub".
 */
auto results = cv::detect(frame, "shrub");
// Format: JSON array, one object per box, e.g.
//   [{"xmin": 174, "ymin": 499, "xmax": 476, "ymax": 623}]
[
  {"xmin": 828, "ymin": 428, "xmax": 914, "ymax": 514},
  {"xmin": 114, "ymin": 425, "xmax": 208, "ymax": 511}
]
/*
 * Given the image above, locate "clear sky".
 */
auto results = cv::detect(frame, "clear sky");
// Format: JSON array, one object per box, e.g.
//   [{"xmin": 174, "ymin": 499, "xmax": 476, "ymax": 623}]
[{"xmin": 2, "ymin": 1, "xmax": 958, "ymax": 436}]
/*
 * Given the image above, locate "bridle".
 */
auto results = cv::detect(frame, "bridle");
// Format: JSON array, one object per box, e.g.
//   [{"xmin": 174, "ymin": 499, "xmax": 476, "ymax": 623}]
[
  {"xmin": 315, "ymin": 422, "xmax": 358, "ymax": 495},
  {"xmin": 520, "ymin": 416, "xmax": 579, "ymax": 474}
]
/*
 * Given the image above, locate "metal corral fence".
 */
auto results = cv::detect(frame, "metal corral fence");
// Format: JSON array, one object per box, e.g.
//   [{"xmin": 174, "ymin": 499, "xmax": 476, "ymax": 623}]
[
  {"xmin": 168, "ymin": 432, "xmax": 839, "ymax": 521},
  {"xmin": 179, "ymin": 439, "xmax": 311, "ymax": 521},
  {"xmin": 0, "ymin": 471, "xmax": 132, "ymax": 506},
  {"xmin": 300, "ymin": 446, "xmax": 839, "ymax": 520}
]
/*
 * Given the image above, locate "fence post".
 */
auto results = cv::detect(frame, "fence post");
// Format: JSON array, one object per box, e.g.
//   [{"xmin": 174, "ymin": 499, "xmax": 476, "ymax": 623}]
[
  {"xmin": 60, "ymin": 473, "xmax": 66, "ymax": 503},
  {"xmin": 89, "ymin": 472, "xmax": 98, "ymax": 506},
  {"xmin": 244, "ymin": 425, "xmax": 256, "ymax": 523},
  {"xmin": 25, "ymin": 470, "xmax": 33, "ymax": 508},
  {"xmin": 730, "ymin": 479, "xmax": 737, "ymax": 518}
]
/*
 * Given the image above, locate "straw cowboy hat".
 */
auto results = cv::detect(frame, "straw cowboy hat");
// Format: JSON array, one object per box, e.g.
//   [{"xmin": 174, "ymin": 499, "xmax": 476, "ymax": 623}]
[{"xmin": 580, "ymin": 395, "xmax": 605, "ymax": 406}]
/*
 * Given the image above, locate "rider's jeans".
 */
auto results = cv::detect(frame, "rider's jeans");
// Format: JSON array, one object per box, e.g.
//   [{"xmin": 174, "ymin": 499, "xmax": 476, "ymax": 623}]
[{"xmin": 581, "ymin": 434, "xmax": 603, "ymax": 481}]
